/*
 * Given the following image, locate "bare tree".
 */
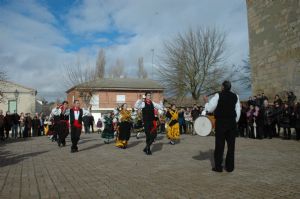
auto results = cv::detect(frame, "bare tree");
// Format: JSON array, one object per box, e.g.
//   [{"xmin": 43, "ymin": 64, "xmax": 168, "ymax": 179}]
[
  {"xmin": 137, "ymin": 57, "xmax": 148, "ymax": 79},
  {"xmin": 108, "ymin": 58, "xmax": 126, "ymax": 78},
  {"xmin": 63, "ymin": 57, "xmax": 96, "ymax": 88},
  {"xmin": 63, "ymin": 57, "xmax": 96, "ymax": 107},
  {"xmin": 96, "ymin": 49, "xmax": 106, "ymax": 78},
  {"xmin": 158, "ymin": 27, "xmax": 226, "ymax": 101},
  {"xmin": 231, "ymin": 57, "xmax": 251, "ymax": 89}
]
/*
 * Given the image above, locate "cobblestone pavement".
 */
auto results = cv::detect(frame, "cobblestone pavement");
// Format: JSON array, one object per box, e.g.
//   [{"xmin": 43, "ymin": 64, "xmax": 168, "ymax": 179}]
[{"xmin": 0, "ymin": 133, "xmax": 299, "ymax": 199}]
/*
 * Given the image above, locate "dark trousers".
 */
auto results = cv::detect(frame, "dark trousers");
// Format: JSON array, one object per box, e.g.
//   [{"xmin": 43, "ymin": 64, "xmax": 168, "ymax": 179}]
[
  {"xmin": 283, "ymin": 127, "xmax": 291, "ymax": 139},
  {"xmin": 0, "ymin": 126, "xmax": 4, "ymax": 140},
  {"xmin": 263, "ymin": 124, "xmax": 273, "ymax": 138},
  {"xmin": 144, "ymin": 120, "xmax": 156, "ymax": 147},
  {"xmin": 179, "ymin": 122, "xmax": 186, "ymax": 134},
  {"xmin": 214, "ymin": 119, "xmax": 237, "ymax": 172},
  {"xmin": 296, "ymin": 128, "xmax": 300, "ymax": 140},
  {"xmin": 71, "ymin": 126, "xmax": 81, "ymax": 150},
  {"xmin": 58, "ymin": 121, "xmax": 69, "ymax": 146}
]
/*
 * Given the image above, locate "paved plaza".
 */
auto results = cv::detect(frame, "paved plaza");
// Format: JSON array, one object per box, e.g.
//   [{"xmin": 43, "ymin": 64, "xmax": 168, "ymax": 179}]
[{"xmin": 0, "ymin": 133, "xmax": 299, "ymax": 199}]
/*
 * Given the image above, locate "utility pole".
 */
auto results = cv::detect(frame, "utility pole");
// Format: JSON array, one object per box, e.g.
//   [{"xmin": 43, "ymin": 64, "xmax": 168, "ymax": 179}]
[{"xmin": 151, "ymin": 49, "xmax": 154, "ymax": 79}]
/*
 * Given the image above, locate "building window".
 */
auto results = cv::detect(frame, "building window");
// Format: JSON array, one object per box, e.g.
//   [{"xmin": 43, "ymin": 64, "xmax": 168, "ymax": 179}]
[
  {"xmin": 8, "ymin": 100, "xmax": 17, "ymax": 113},
  {"xmin": 116, "ymin": 95, "xmax": 125, "ymax": 103},
  {"xmin": 90, "ymin": 94, "xmax": 100, "ymax": 109}
]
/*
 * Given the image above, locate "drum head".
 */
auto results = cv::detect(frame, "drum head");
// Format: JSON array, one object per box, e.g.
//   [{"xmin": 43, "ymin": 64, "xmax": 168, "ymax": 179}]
[{"xmin": 194, "ymin": 116, "xmax": 212, "ymax": 136}]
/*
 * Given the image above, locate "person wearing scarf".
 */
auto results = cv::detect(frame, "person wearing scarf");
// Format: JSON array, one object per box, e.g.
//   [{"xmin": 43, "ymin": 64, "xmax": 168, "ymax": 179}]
[
  {"xmin": 115, "ymin": 103, "xmax": 132, "ymax": 149},
  {"xmin": 135, "ymin": 92, "xmax": 164, "ymax": 155},
  {"xmin": 57, "ymin": 101, "xmax": 70, "ymax": 147},
  {"xmin": 166, "ymin": 104, "xmax": 180, "ymax": 145},
  {"xmin": 69, "ymin": 100, "xmax": 83, "ymax": 153}
]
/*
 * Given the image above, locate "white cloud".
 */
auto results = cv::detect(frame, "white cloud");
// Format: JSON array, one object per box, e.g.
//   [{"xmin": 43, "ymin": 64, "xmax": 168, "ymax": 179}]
[{"xmin": 0, "ymin": 0, "xmax": 250, "ymax": 101}]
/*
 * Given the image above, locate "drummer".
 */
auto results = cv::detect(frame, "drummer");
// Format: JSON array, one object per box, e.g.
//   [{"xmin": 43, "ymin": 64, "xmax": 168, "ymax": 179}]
[{"xmin": 203, "ymin": 80, "xmax": 241, "ymax": 173}]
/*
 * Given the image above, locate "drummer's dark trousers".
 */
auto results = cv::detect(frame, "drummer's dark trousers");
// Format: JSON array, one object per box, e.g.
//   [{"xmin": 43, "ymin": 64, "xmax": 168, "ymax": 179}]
[
  {"xmin": 214, "ymin": 118, "xmax": 237, "ymax": 172},
  {"xmin": 143, "ymin": 120, "xmax": 156, "ymax": 147}
]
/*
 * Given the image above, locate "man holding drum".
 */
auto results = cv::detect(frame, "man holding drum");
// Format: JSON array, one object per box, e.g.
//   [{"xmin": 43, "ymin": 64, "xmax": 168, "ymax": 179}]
[{"xmin": 203, "ymin": 80, "xmax": 241, "ymax": 172}]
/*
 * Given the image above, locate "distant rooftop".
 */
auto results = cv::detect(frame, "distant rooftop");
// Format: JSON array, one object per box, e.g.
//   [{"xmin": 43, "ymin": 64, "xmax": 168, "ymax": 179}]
[{"xmin": 66, "ymin": 78, "xmax": 164, "ymax": 93}]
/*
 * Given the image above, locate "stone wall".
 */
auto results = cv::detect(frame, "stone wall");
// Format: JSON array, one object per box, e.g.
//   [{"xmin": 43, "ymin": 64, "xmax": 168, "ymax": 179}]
[{"xmin": 246, "ymin": 0, "xmax": 300, "ymax": 100}]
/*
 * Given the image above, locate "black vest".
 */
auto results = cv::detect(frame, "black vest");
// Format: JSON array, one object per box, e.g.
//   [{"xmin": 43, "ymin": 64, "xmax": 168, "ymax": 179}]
[
  {"xmin": 142, "ymin": 101, "xmax": 155, "ymax": 122},
  {"xmin": 69, "ymin": 109, "xmax": 83, "ymax": 126},
  {"xmin": 214, "ymin": 91, "xmax": 237, "ymax": 120}
]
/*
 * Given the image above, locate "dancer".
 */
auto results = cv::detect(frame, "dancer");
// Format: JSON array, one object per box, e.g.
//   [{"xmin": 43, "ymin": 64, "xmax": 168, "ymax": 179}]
[
  {"xmin": 69, "ymin": 100, "xmax": 83, "ymax": 153},
  {"xmin": 101, "ymin": 112, "xmax": 115, "ymax": 144},
  {"xmin": 135, "ymin": 92, "xmax": 164, "ymax": 155},
  {"xmin": 166, "ymin": 104, "xmax": 180, "ymax": 145},
  {"xmin": 115, "ymin": 103, "xmax": 132, "ymax": 149}
]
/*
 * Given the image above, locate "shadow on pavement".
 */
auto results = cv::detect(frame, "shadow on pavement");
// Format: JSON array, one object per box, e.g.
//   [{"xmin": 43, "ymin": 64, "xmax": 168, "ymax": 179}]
[
  {"xmin": 152, "ymin": 143, "xmax": 164, "ymax": 153},
  {"xmin": 79, "ymin": 143, "xmax": 106, "ymax": 152},
  {"xmin": 127, "ymin": 140, "xmax": 143, "ymax": 148},
  {"xmin": 192, "ymin": 149, "xmax": 214, "ymax": 167},
  {"xmin": 0, "ymin": 150, "xmax": 49, "ymax": 167}
]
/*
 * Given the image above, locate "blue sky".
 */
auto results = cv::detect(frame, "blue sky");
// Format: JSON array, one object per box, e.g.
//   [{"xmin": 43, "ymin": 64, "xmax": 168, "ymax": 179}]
[{"xmin": 0, "ymin": 0, "xmax": 249, "ymax": 101}]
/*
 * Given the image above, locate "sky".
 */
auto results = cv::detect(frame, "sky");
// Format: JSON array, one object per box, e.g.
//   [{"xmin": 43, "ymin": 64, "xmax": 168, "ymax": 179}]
[{"xmin": 0, "ymin": 0, "xmax": 249, "ymax": 101}]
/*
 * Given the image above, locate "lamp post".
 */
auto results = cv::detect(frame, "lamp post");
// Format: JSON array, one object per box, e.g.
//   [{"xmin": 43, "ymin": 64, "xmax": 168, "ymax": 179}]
[
  {"xmin": 151, "ymin": 49, "xmax": 154, "ymax": 79},
  {"xmin": 14, "ymin": 89, "xmax": 19, "ymax": 113}
]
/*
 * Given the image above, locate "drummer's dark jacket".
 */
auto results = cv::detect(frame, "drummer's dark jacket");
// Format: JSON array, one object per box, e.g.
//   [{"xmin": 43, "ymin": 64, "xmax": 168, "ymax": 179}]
[
  {"xmin": 214, "ymin": 91, "xmax": 238, "ymax": 121},
  {"xmin": 69, "ymin": 108, "xmax": 83, "ymax": 127}
]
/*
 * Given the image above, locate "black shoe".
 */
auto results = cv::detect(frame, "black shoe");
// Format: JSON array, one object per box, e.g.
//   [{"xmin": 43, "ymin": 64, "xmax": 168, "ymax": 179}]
[
  {"xmin": 146, "ymin": 149, "xmax": 152, "ymax": 155},
  {"xmin": 143, "ymin": 147, "xmax": 147, "ymax": 153},
  {"xmin": 212, "ymin": 167, "xmax": 223, "ymax": 172},
  {"xmin": 225, "ymin": 168, "xmax": 234, "ymax": 172}
]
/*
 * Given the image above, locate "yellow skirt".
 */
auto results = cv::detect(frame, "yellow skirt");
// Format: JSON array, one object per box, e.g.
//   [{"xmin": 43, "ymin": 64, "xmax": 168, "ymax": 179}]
[
  {"xmin": 167, "ymin": 123, "xmax": 180, "ymax": 140},
  {"xmin": 115, "ymin": 139, "xmax": 128, "ymax": 148}
]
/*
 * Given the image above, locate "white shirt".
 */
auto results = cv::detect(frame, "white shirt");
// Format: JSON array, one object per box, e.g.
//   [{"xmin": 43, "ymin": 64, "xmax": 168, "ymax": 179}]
[
  {"xmin": 134, "ymin": 99, "xmax": 164, "ymax": 110},
  {"xmin": 203, "ymin": 93, "xmax": 241, "ymax": 122}
]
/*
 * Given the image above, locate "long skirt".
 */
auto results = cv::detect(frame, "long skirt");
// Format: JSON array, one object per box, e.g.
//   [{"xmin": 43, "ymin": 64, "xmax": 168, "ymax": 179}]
[
  {"xmin": 57, "ymin": 121, "xmax": 69, "ymax": 145},
  {"xmin": 101, "ymin": 124, "xmax": 114, "ymax": 140},
  {"xmin": 167, "ymin": 122, "xmax": 180, "ymax": 141},
  {"xmin": 115, "ymin": 121, "xmax": 131, "ymax": 148}
]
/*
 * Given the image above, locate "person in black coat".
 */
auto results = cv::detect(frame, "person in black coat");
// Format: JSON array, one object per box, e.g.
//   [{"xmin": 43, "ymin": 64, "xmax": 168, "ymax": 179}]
[
  {"xmin": 272, "ymin": 102, "xmax": 282, "ymax": 137},
  {"xmin": 294, "ymin": 102, "xmax": 300, "ymax": 141},
  {"xmin": 238, "ymin": 104, "xmax": 248, "ymax": 137},
  {"xmin": 253, "ymin": 105, "xmax": 264, "ymax": 139},
  {"xmin": 273, "ymin": 95, "xmax": 283, "ymax": 106},
  {"xmin": 4, "ymin": 111, "xmax": 12, "ymax": 139},
  {"xmin": 0, "ymin": 110, "xmax": 5, "ymax": 141},
  {"xmin": 280, "ymin": 103, "xmax": 292, "ymax": 139},
  {"xmin": 261, "ymin": 99, "xmax": 274, "ymax": 139}
]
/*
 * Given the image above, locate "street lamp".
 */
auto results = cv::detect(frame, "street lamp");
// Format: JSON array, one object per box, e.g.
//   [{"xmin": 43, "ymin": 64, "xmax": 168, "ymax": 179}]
[
  {"xmin": 14, "ymin": 89, "xmax": 19, "ymax": 113},
  {"xmin": 14, "ymin": 89, "xmax": 19, "ymax": 99}
]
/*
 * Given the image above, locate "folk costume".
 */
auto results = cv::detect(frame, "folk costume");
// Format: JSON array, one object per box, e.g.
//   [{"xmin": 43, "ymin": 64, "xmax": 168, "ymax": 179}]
[
  {"xmin": 101, "ymin": 114, "xmax": 114, "ymax": 144},
  {"xmin": 204, "ymin": 81, "xmax": 241, "ymax": 172},
  {"xmin": 115, "ymin": 109, "xmax": 132, "ymax": 149},
  {"xmin": 166, "ymin": 109, "xmax": 180, "ymax": 144},
  {"xmin": 135, "ymin": 98, "xmax": 164, "ymax": 155},
  {"xmin": 50, "ymin": 106, "xmax": 70, "ymax": 146},
  {"xmin": 69, "ymin": 107, "xmax": 83, "ymax": 153}
]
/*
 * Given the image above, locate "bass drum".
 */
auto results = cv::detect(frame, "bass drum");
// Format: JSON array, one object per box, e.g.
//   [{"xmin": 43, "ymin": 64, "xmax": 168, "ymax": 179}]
[{"xmin": 194, "ymin": 116, "xmax": 212, "ymax": 136}]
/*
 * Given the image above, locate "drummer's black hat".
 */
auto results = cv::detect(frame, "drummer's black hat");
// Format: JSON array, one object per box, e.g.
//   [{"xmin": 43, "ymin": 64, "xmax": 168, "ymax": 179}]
[{"xmin": 222, "ymin": 80, "xmax": 231, "ymax": 91}]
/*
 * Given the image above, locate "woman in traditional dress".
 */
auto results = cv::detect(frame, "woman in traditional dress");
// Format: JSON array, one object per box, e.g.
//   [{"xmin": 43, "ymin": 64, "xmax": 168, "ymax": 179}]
[
  {"xmin": 101, "ymin": 112, "xmax": 115, "ymax": 144},
  {"xmin": 115, "ymin": 104, "xmax": 132, "ymax": 149},
  {"xmin": 166, "ymin": 104, "xmax": 180, "ymax": 145}
]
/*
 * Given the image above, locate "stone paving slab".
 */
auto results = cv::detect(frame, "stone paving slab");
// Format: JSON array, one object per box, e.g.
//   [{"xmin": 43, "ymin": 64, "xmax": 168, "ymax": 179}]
[{"xmin": 0, "ymin": 133, "xmax": 299, "ymax": 199}]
